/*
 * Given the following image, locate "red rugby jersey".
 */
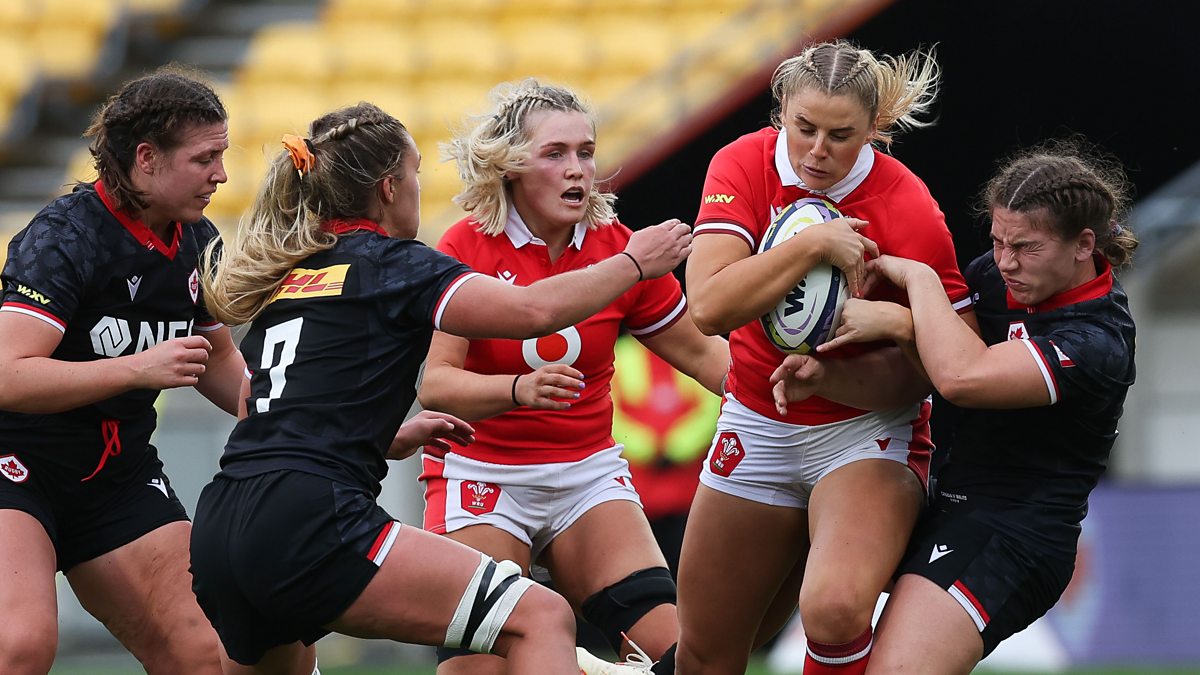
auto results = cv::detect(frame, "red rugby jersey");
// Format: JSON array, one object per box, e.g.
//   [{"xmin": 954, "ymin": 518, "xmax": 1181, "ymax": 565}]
[
  {"xmin": 695, "ymin": 127, "xmax": 971, "ymax": 425},
  {"xmin": 435, "ymin": 211, "xmax": 686, "ymax": 464}
]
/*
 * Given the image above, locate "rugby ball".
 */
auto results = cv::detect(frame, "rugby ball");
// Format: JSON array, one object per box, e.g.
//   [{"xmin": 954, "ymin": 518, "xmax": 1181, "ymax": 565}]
[{"xmin": 758, "ymin": 198, "xmax": 850, "ymax": 354}]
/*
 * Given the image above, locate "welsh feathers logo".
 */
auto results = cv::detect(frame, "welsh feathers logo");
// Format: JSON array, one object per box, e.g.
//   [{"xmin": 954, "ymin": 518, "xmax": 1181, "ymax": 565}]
[
  {"xmin": 709, "ymin": 432, "xmax": 745, "ymax": 477},
  {"xmin": 0, "ymin": 454, "xmax": 29, "ymax": 483},
  {"xmin": 461, "ymin": 481, "xmax": 501, "ymax": 514}
]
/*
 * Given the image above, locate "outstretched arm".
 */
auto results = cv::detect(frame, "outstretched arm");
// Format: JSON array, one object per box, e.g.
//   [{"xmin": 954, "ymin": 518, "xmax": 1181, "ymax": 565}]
[
  {"xmin": 440, "ymin": 219, "xmax": 692, "ymax": 339},
  {"xmin": 863, "ymin": 256, "xmax": 1049, "ymax": 408}
]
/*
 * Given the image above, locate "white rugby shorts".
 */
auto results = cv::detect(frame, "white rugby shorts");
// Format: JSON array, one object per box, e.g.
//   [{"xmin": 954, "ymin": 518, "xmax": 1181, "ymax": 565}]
[
  {"xmin": 421, "ymin": 444, "xmax": 642, "ymax": 560},
  {"xmin": 700, "ymin": 394, "xmax": 932, "ymax": 508}
]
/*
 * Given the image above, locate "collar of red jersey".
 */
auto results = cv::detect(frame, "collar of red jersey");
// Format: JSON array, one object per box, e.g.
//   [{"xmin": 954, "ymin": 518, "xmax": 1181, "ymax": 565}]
[
  {"xmin": 503, "ymin": 202, "xmax": 587, "ymax": 250},
  {"xmin": 1006, "ymin": 255, "xmax": 1114, "ymax": 313},
  {"xmin": 774, "ymin": 130, "xmax": 874, "ymax": 203},
  {"xmin": 325, "ymin": 218, "xmax": 388, "ymax": 236}
]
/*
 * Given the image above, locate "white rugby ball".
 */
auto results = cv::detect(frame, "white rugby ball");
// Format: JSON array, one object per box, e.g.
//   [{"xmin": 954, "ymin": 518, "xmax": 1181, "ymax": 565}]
[{"xmin": 758, "ymin": 198, "xmax": 850, "ymax": 354}]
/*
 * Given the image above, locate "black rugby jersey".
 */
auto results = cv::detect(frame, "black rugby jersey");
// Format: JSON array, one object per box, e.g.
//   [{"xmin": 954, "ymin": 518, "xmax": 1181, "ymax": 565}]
[
  {"xmin": 217, "ymin": 220, "xmax": 476, "ymax": 496},
  {"xmin": 0, "ymin": 182, "xmax": 221, "ymax": 471},
  {"xmin": 937, "ymin": 252, "xmax": 1136, "ymax": 552}
]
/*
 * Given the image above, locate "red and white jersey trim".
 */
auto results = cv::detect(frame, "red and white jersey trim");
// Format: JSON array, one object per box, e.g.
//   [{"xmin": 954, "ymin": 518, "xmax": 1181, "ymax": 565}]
[
  {"xmin": 1, "ymin": 302, "xmax": 66, "ymax": 333},
  {"xmin": 628, "ymin": 296, "xmax": 685, "ymax": 337},
  {"xmin": 693, "ymin": 222, "xmax": 754, "ymax": 250},
  {"xmin": 1018, "ymin": 339, "xmax": 1059, "ymax": 404},
  {"xmin": 433, "ymin": 272, "xmax": 484, "ymax": 330},
  {"xmin": 193, "ymin": 321, "xmax": 224, "ymax": 333},
  {"xmin": 367, "ymin": 520, "xmax": 400, "ymax": 567},
  {"xmin": 949, "ymin": 580, "xmax": 990, "ymax": 632}
]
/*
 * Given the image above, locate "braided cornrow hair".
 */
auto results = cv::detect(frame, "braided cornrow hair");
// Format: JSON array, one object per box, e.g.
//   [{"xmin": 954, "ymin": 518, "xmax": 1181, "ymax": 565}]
[
  {"xmin": 201, "ymin": 102, "xmax": 412, "ymax": 325},
  {"xmin": 982, "ymin": 138, "xmax": 1138, "ymax": 267},
  {"xmin": 84, "ymin": 65, "xmax": 226, "ymax": 213},
  {"xmin": 771, "ymin": 40, "xmax": 940, "ymax": 147},
  {"xmin": 443, "ymin": 78, "xmax": 616, "ymax": 235}
]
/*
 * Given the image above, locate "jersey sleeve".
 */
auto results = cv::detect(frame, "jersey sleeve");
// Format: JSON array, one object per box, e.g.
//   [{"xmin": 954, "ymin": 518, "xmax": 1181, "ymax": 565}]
[
  {"xmin": 1023, "ymin": 325, "xmax": 1134, "ymax": 408},
  {"xmin": 0, "ymin": 213, "xmax": 91, "ymax": 332},
  {"xmin": 376, "ymin": 239, "xmax": 478, "ymax": 329},
  {"xmin": 624, "ymin": 273, "xmax": 686, "ymax": 338},
  {"xmin": 193, "ymin": 220, "xmax": 223, "ymax": 332},
  {"xmin": 885, "ymin": 185, "xmax": 971, "ymax": 311},
  {"xmin": 694, "ymin": 139, "xmax": 761, "ymax": 249}
]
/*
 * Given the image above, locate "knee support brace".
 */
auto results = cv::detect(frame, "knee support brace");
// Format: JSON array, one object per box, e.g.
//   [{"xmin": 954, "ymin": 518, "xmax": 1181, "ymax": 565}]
[
  {"xmin": 443, "ymin": 553, "xmax": 534, "ymax": 655},
  {"xmin": 581, "ymin": 566, "xmax": 677, "ymax": 653}
]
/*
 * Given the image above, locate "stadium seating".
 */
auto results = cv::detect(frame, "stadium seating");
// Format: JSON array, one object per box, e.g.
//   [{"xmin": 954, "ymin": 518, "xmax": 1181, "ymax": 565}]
[{"xmin": 2, "ymin": 0, "xmax": 852, "ymax": 248}]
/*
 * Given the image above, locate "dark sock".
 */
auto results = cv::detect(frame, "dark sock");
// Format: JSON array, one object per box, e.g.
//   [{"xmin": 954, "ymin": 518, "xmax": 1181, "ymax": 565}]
[{"xmin": 650, "ymin": 643, "xmax": 676, "ymax": 674}]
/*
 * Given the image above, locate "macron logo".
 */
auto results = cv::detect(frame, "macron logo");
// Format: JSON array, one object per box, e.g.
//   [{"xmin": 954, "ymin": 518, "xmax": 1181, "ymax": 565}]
[
  {"xmin": 929, "ymin": 544, "xmax": 954, "ymax": 563},
  {"xmin": 127, "ymin": 276, "xmax": 142, "ymax": 301},
  {"xmin": 497, "ymin": 270, "xmax": 517, "ymax": 285},
  {"xmin": 147, "ymin": 477, "xmax": 169, "ymax": 498}
]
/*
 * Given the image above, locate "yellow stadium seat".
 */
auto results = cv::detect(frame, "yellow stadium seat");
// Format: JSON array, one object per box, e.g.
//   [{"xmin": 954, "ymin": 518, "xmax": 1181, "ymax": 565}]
[
  {"xmin": 0, "ymin": 37, "xmax": 36, "ymax": 103},
  {"xmin": 323, "ymin": 0, "xmax": 419, "ymax": 25},
  {"xmin": 500, "ymin": 19, "xmax": 591, "ymax": 80},
  {"xmin": 0, "ymin": 0, "xmax": 36, "ymax": 32},
  {"xmin": 666, "ymin": 7, "xmax": 731, "ymax": 45},
  {"xmin": 240, "ymin": 23, "xmax": 335, "ymax": 85},
  {"xmin": 416, "ymin": 19, "xmax": 507, "ymax": 78},
  {"xmin": 586, "ymin": 18, "xmax": 674, "ymax": 76},
  {"xmin": 325, "ymin": 23, "xmax": 421, "ymax": 83},
  {"xmin": 502, "ymin": 0, "xmax": 596, "ymax": 15},
  {"xmin": 30, "ymin": 26, "xmax": 107, "ymax": 80},
  {"xmin": 413, "ymin": 80, "xmax": 493, "ymax": 138}
]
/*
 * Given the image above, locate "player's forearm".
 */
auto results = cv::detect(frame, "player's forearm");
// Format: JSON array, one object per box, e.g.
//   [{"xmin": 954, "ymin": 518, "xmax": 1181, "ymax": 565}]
[
  {"xmin": 519, "ymin": 254, "xmax": 642, "ymax": 335},
  {"xmin": 818, "ymin": 347, "xmax": 931, "ymax": 410},
  {"xmin": 908, "ymin": 273, "xmax": 988, "ymax": 393},
  {"xmin": 689, "ymin": 239, "xmax": 823, "ymax": 335},
  {"xmin": 195, "ymin": 349, "xmax": 245, "ymax": 416},
  {"xmin": 418, "ymin": 366, "xmax": 517, "ymax": 422},
  {"xmin": 0, "ymin": 356, "xmax": 139, "ymax": 413}
]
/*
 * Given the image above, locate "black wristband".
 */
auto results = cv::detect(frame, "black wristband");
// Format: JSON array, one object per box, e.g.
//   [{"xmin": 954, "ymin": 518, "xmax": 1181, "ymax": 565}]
[
  {"xmin": 619, "ymin": 251, "xmax": 644, "ymax": 281},
  {"xmin": 511, "ymin": 374, "xmax": 522, "ymax": 406}
]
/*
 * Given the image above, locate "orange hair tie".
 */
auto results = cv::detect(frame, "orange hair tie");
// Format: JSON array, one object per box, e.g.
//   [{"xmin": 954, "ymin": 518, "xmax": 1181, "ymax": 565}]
[{"xmin": 281, "ymin": 133, "xmax": 316, "ymax": 177}]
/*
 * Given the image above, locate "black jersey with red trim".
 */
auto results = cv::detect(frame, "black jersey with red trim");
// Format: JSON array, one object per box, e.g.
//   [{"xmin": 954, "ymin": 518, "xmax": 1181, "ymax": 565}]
[
  {"xmin": 937, "ymin": 252, "xmax": 1136, "ymax": 552},
  {"xmin": 217, "ymin": 222, "xmax": 476, "ymax": 496},
  {"xmin": 0, "ymin": 182, "xmax": 221, "ymax": 468}
]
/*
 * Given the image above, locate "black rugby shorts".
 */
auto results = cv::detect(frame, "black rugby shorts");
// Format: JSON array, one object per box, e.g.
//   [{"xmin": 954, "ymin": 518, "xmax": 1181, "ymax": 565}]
[
  {"xmin": 190, "ymin": 470, "xmax": 398, "ymax": 665},
  {"xmin": 896, "ymin": 503, "xmax": 1076, "ymax": 656},
  {"xmin": 0, "ymin": 443, "xmax": 188, "ymax": 571}
]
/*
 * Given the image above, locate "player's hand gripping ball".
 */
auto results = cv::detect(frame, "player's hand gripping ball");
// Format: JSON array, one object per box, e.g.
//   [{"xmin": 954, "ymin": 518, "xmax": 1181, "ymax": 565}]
[{"xmin": 758, "ymin": 198, "xmax": 850, "ymax": 354}]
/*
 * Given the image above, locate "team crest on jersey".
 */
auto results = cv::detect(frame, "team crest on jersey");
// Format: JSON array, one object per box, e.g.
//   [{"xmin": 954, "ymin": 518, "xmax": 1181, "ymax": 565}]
[
  {"xmin": 0, "ymin": 454, "xmax": 29, "ymax": 483},
  {"xmin": 709, "ymin": 432, "xmax": 745, "ymax": 477},
  {"xmin": 188, "ymin": 269, "xmax": 199, "ymax": 304},
  {"xmin": 270, "ymin": 264, "xmax": 350, "ymax": 303},
  {"xmin": 1007, "ymin": 321, "xmax": 1028, "ymax": 341},
  {"xmin": 1050, "ymin": 340, "xmax": 1075, "ymax": 367},
  {"xmin": 461, "ymin": 481, "xmax": 501, "ymax": 514}
]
